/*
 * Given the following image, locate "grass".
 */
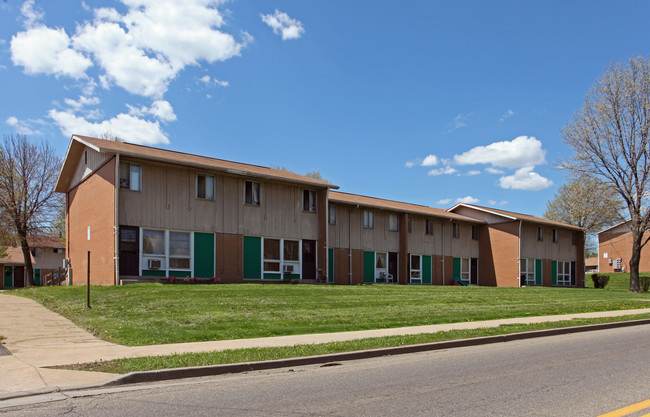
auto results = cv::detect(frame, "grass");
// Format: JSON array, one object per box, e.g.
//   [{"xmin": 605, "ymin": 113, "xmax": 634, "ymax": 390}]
[
  {"xmin": 61, "ymin": 313, "xmax": 650, "ymax": 374},
  {"xmin": 13, "ymin": 282, "xmax": 650, "ymax": 346},
  {"xmin": 585, "ymin": 272, "xmax": 650, "ymax": 291}
]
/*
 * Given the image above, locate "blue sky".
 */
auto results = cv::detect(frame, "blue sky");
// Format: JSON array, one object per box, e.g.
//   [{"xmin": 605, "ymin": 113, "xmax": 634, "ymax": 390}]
[{"xmin": 2, "ymin": 1, "xmax": 650, "ymax": 217}]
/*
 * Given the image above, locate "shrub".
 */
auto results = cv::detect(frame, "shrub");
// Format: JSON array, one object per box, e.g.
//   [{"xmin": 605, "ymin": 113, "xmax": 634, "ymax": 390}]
[
  {"xmin": 592, "ymin": 274, "xmax": 609, "ymax": 289},
  {"xmin": 640, "ymin": 276, "xmax": 650, "ymax": 292}
]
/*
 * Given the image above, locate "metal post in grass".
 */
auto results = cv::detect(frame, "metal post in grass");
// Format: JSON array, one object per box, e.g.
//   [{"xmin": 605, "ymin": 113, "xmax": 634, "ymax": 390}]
[{"xmin": 87, "ymin": 251, "xmax": 91, "ymax": 309}]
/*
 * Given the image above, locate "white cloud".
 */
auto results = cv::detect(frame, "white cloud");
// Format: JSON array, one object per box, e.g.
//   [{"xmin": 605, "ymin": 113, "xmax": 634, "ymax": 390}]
[
  {"xmin": 467, "ymin": 170, "xmax": 481, "ymax": 176},
  {"xmin": 498, "ymin": 166, "xmax": 553, "ymax": 191},
  {"xmin": 261, "ymin": 9, "xmax": 305, "ymax": 40},
  {"xmin": 500, "ymin": 109, "xmax": 515, "ymax": 122},
  {"xmin": 421, "ymin": 154, "xmax": 439, "ymax": 167},
  {"xmin": 11, "ymin": 26, "xmax": 93, "ymax": 79},
  {"xmin": 20, "ymin": 0, "xmax": 44, "ymax": 28},
  {"xmin": 488, "ymin": 200, "xmax": 496, "ymax": 205},
  {"xmin": 486, "ymin": 167, "xmax": 504, "ymax": 174},
  {"xmin": 456, "ymin": 196, "xmax": 479, "ymax": 204},
  {"xmin": 499, "ymin": 200, "xmax": 508, "ymax": 205},
  {"xmin": 404, "ymin": 161, "xmax": 415, "ymax": 168},
  {"xmin": 64, "ymin": 95, "xmax": 100, "ymax": 111},
  {"xmin": 454, "ymin": 136, "xmax": 546, "ymax": 169},
  {"xmin": 444, "ymin": 112, "xmax": 472, "ymax": 133},
  {"xmin": 428, "ymin": 166, "xmax": 457, "ymax": 176},
  {"xmin": 436, "ymin": 198, "xmax": 452, "ymax": 205},
  {"xmin": 126, "ymin": 100, "xmax": 177, "ymax": 122},
  {"xmin": 199, "ymin": 75, "xmax": 229, "ymax": 87},
  {"xmin": 48, "ymin": 109, "xmax": 170, "ymax": 145},
  {"xmin": 6, "ymin": 116, "xmax": 40, "ymax": 135},
  {"xmin": 11, "ymin": 0, "xmax": 247, "ymax": 99}
]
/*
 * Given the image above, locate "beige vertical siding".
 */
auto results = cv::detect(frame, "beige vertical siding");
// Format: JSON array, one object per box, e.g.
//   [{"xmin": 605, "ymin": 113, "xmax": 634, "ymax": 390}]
[
  {"xmin": 408, "ymin": 217, "xmax": 479, "ymax": 259},
  {"xmin": 519, "ymin": 222, "xmax": 578, "ymax": 261},
  {"xmin": 453, "ymin": 206, "xmax": 511, "ymax": 224},
  {"xmin": 327, "ymin": 204, "xmax": 400, "ymax": 252},
  {"xmin": 70, "ymin": 145, "xmax": 112, "ymax": 189},
  {"xmin": 118, "ymin": 160, "xmax": 319, "ymax": 239},
  {"xmin": 33, "ymin": 248, "xmax": 65, "ymax": 270}
]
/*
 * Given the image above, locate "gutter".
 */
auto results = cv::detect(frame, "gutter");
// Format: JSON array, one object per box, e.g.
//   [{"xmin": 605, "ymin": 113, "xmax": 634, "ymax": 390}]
[
  {"xmin": 114, "ymin": 154, "xmax": 120, "ymax": 286},
  {"xmin": 518, "ymin": 219, "xmax": 522, "ymax": 287}
]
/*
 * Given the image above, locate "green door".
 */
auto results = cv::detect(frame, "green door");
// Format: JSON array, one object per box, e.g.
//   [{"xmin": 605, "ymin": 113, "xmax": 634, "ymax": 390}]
[
  {"xmin": 34, "ymin": 269, "xmax": 41, "ymax": 286},
  {"xmin": 3, "ymin": 266, "xmax": 12, "ymax": 288},
  {"xmin": 452, "ymin": 257, "xmax": 461, "ymax": 281},
  {"xmin": 328, "ymin": 248, "xmax": 334, "ymax": 283},
  {"xmin": 551, "ymin": 260, "xmax": 558, "ymax": 286},
  {"xmin": 422, "ymin": 255, "xmax": 432, "ymax": 284},
  {"xmin": 363, "ymin": 251, "xmax": 375, "ymax": 283},
  {"xmin": 243, "ymin": 236, "xmax": 262, "ymax": 279},
  {"xmin": 535, "ymin": 259, "xmax": 542, "ymax": 286},
  {"xmin": 194, "ymin": 233, "xmax": 215, "ymax": 278}
]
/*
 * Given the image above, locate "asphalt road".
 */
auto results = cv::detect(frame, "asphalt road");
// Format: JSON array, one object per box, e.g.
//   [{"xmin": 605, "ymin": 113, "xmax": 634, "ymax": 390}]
[{"xmin": 3, "ymin": 324, "xmax": 650, "ymax": 416}]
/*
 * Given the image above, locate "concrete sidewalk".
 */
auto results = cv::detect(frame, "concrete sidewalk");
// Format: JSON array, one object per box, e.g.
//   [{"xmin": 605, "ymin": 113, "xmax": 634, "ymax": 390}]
[{"xmin": 1, "ymin": 292, "xmax": 650, "ymax": 399}]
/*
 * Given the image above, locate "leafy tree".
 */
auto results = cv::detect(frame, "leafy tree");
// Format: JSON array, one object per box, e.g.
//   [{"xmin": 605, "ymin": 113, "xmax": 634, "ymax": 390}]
[
  {"xmin": 0, "ymin": 135, "xmax": 62, "ymax": 286},
  {"xmin": 561, "ymin": 56, "xmax": 650, "ymax": 292},
  {"xmin": 305, "ymin": 170, "xmax": 331, "ymax": 183},
  {"xmin": 544, "ymin": 176, "xmax": 624, "ymax": 253}
]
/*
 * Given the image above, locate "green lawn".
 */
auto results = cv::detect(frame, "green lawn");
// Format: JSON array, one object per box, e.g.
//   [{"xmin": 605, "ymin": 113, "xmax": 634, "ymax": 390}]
[
  {"xmin": 14, "ymin": 283, "xmax": 650, "ymax": 346},
  {"xmin": 585, "ymin": 272, "xmax": 650, "ymax": 291}
]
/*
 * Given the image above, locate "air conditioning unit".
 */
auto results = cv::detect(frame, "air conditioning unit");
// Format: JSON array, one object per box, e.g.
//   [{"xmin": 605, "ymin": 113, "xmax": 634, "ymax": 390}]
[
  {"xmin": 614, "ymin": 258, "xmax": 622, "ymax": 269},
  {"xmin": 283, "ymin": 264, "xmax": 294, "ymax": 273},
  {"xmin": 148, "ymin": 259, "xmax": 162, "ymax": 270}
]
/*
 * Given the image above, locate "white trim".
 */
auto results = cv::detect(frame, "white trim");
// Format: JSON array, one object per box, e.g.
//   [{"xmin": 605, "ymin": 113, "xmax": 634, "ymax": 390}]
[{"xmin": 448, "ymin": 203, "xmax": 518, "ymax": 220}]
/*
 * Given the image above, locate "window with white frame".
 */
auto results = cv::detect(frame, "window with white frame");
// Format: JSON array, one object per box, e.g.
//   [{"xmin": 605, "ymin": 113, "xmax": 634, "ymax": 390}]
[
  {"xmin": 263, "ymin": 238, "xmax": 281, "ymax": 272},
  {"xmin": 169, "ymin": 231, "xmax": 191, "ymax": 269},
  {"xmin": 329, "ymin": 205, "xmax": 336, "ymax": 225},
  {"xmin": 557, "ymin": 261, "xmax": 571, "ymax": 285},
  {"xmin": 303, "ymin": 190, "xmax": 316, "ymax": 212},
  {"xmin": 196, "ymin": 174, "xmax": 215, "ymax": 200},
  {"xmin": 410, "ymin": 254, "xmax": 421, "ymax": 283},
  {"xmin": 520, "ymin": 258, "xmax": 536, "ymax": 286},
  {"xmin": 425, "ymin": 219, "xmax": 434, "ymax": 235},
  {"xmin": 244, "ymin": 181, "xmax": 260, "ymax": 206},
  {"xmin": 389, "ymin": 214, "xmax": 399, "ymax": 231},
  {"xmin": 119, "ymin": 162, "xmax": 141, "ymax": 191},
  {"xmin": 461, "ymin": 257, "xmax": 470, "ymax": 282},
  {"xmin": 452, "ymin": 222, "xmax": 460, "ymax": 238},
  {"xmin": 363, "ymin": 210, "xmax": 374, "ymax": 229},
  {"xmin": 262, "ymin": 238, "xmax": 301, "ymax": 276},
  {"xmin": 143, "ymin": 229, "xmax": 166, "ymax": 270}
]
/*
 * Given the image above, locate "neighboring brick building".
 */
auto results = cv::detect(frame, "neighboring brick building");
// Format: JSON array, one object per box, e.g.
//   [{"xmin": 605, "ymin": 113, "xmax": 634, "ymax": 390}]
[
  {"xmin": 0, "ymin": 236, "xmax": 66, "ymax": 289},
  {"xmin": 598, "ymin": 221, "xmax": 650, "ymax": 273},
  {"xmin": 55, "ymin": 135, "xmax": 584, "ymax": 287}
]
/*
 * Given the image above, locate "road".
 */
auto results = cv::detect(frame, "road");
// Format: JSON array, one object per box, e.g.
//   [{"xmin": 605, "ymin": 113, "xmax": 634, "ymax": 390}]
[{"xmin": 3, "ymin": 324, "xmax": 650, "ymax": 416}]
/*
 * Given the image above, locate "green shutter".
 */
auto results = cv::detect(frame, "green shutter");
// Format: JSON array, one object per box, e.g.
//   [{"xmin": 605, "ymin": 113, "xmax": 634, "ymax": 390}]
[
  {"xmin": 328, "ymin": 248, "xmax": 334, "ymax": 283},
  {"xmin": 243, "ymin": 236, "xmax": 262, "ymax": 279},
  {"xmin": 452, "ymin": 257, "xmax": 461, "ymax": 281},
  {"xmin": 194, "ymin": 232, "xmax": 215, "ymax": 278},
  {"xmin": 363, "ymin": 251, "xmax": 375, "ymax": 283},
  {"xmin": 4, "ymin": 266, "xmax": 12, "ymax": 288},
  {"xmin": 551, "ymin": 260, "xmax": 557, "ymax": 286},
  {"xmin": 535, "ymin": 259, "xmax": 542, "ymax": 286},
  {"xmin": 34, "ymin": 269, "xmax": 41, "ymax": 286},
  {"xmin": 422, "ymin": 255, "xmax": 432, "ymax": 284}
]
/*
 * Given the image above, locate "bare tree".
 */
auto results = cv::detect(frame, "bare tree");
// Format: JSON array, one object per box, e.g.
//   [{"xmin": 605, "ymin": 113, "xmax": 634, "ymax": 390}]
[
  {"xmin": 0, "ymin": 135, "xmax": 62, "ymax": 286},
  {"xmin": 561, "ymin": 56, "xmax": 650, "ymax": 292}
]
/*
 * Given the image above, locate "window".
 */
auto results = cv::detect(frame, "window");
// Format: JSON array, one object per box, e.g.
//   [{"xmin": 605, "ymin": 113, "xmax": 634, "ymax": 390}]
[
  {"xmin": 471, "ymin": 225, "xmax": 479, "ymax": 240},
  {"xmin": 244, "ymin": 181, "xmax": 260, "ymax": 205},
  {"xmin": 31, "ymin": 248, "xmax": 42, "ymax": 258},
  {"xmin": 143, "ymin": 229, "xmax": 165, "ymax": 255},
  {"xmin": 376, "ymin": 252, "xmax": 387, "ymax": 269},
  {"xmin": 537, "ymin": 226, "xmax": 543, "ymax": 241},
  {"xmin": 389, "ymin": 214, "xmax": 399, "ymax": 231},
  {"xmin": 452, "ymin": 222, "xmax": 460, "ymax": 238},
  {"xmin": 552, "ymin": 228, "xmax": 558, "ymax": 243},
  {"xmin": 425, "ymin": 219, "xmax": 434, "ymax": 235},
  {"xmin": 461, "ymin": 258, "xmax": 470, "ymax": 282},
  {"xmin": 284, "ymin": 240, "xmax": 300, "ymax": 261},
  {"xmin": 196, "ymin": 175, "xmax": 215, "ymax": 200},
  {"xmin": 53, "ymin": 248, "xmax": 64, "ymax": 254},
  {"xmin": 520, "ymin": 258, "xmax": 536, "ymax": 286},
  {"xmin": 557, "ymin": 261, "xmax": 571, "ymax": 285},
  {"xmin": 119, "ymin": 162, "xmax": 141, "ymax": 191},
  {"xmin": 329, "ymin": 205, "xmax": 336, "ymax": 225},
  {"xmin": 84, "ymin": 150, "xmax": 87, "ymax": 165},
  {"xmin": 363, "ymin": 210, "xmax": 374, "ymax": 229},
  {"xmin": 408, "ymin": 216, "xmax": 412, "ymax": 233},
  {"xmin": 571, "ymin": 232, "xmax": 577, "ymax": 246},
  {"xmin": 303, "ymin": 190, "xmax": 316, "ymax": 212},
  {"xmin": 410, "ymin": 254, "xmax": 421, "ymax": 283},
  {"xmin": 169, "ymin": 231, "xmax": 190, "ymax": 269},
  {"xmin": 263, "ymin": 238, "xmax": 281, "ymax": 272}
]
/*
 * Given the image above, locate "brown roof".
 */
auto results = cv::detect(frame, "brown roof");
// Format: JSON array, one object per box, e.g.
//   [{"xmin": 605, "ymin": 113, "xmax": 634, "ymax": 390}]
[
  {"xmin": 448, "ymin": 203, "xmax": 583, "ymax": 231},
  {"xmin": 585, "ymin": 257, "xmax": 598, "ymax": 267},
  {"xmin": 0, "ymin": 246, "xmax": 33, "ymax": 265},
  {"xmin": 56, "ymin": 135, "xmax": 338, "ymax": 193},
  {"xmin": 329, "ymin": 191, "xmax": 485, "ymax": 223},
  {"xmin": 27, "ymin": 236, "xmax": 64, "ymax": 249}
]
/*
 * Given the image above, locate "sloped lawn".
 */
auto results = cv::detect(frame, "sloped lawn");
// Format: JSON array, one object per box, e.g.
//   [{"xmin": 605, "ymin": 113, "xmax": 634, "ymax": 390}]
[{"xmin": 14, "ymin": 283, "xmax": 650, "ymax": 346}]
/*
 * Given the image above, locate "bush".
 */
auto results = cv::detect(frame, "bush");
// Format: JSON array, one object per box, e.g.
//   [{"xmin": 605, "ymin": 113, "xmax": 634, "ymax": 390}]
[{"xmin": 592, "ymin": 274, "xmax": 610, "ymax": 289}]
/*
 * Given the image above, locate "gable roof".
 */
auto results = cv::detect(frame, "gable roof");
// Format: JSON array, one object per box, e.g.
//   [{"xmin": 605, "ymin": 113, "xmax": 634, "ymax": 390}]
[
  {"xmin": 0, "ymin": 246, "xmax": 33, "ymax": 265},
  {"xmin": 329, "ymin": 191, "xmax": 485, "ymax": 223},
  {"xmin": 448, "ymin": 203, "xmax": 583, "ymax": 231},
  {"xmin": 56, "ymin": 135, "xmax": 338, "ymax": 193},
  {"xmin": 27, "ymin": 236, "xmax": 64, "ymax": 249}
]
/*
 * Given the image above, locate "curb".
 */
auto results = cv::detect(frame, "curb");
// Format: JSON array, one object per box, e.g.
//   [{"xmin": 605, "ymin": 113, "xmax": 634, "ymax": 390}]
[{"xmin": 103, "ymin": 318, "xmax": 650, "ymax": 386}]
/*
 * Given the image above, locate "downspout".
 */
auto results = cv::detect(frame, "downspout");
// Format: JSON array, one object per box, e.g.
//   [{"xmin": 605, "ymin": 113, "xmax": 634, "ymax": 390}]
[
  {"xmin": 348, "ymin": 207, "xmax": 352, "ymax": 285},
  {"xmin": 441, "ymin": 220, "xmax": 445, "ymax": 285},
  {"xmin": 114, "ymin": 154, "xmax": 120, "ymax": 286},
  {"xmin": 518, "ymin": 219, "xmax": 522, "ymax": 287}
]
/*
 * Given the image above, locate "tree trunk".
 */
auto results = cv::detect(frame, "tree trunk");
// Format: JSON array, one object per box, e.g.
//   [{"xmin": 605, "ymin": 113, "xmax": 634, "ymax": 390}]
[
  {"xmin": 19, "ymin": 237, "xmax": 35, "ymax": 287},
  {"xmin": 629, "ymin": 231, "xmax": 642, "ymax": 293}
]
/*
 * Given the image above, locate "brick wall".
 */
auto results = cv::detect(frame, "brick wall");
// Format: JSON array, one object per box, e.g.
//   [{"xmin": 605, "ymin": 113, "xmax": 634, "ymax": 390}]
[
  {"xmin": 485, "ymin": 221, "xmax": 520, "ymax": 287},
  {"xmin": 598, "ymin": 230, "xmax": 650, "ymax": 274},
  {"xmin": 67, "ymin": 158, "xmax": 116, "ymax": 285}
]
